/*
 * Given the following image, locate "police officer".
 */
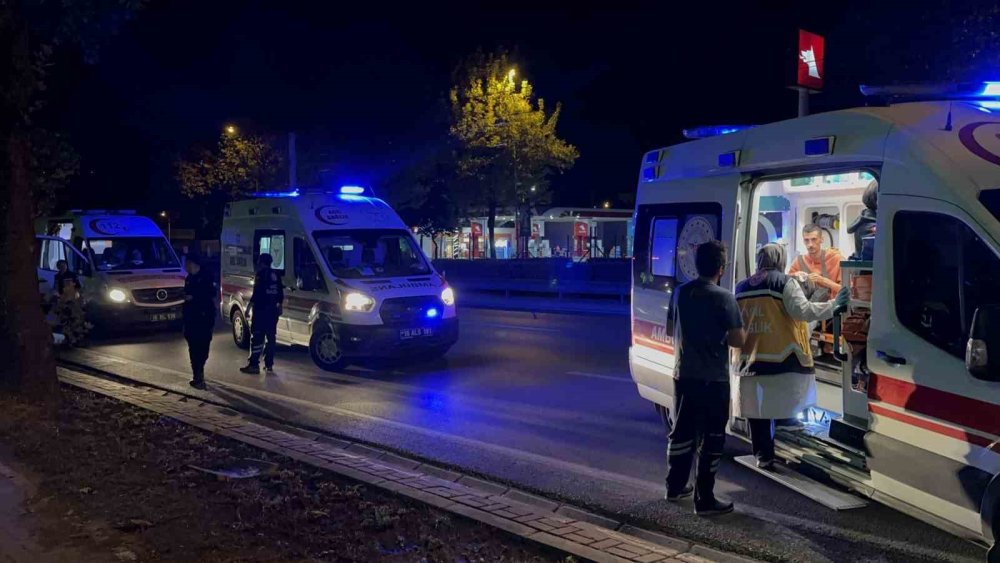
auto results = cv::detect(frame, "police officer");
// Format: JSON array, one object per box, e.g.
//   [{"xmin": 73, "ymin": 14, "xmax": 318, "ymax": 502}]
[
  {"xmin": 241, "ymin": 253, "xmax": 283, "ymax": 375},
  {"xmin": 183, "ymin": 253, "xmax": 217, "ymax": 389}
]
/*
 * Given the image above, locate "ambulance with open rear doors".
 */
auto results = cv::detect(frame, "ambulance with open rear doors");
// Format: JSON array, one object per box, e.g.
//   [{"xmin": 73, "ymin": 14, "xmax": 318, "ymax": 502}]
[
  {"xmin": 629, "ymin": 83, "xmax": 1000, "ymax": 555},
  {"xmin": 220, "ymin": 186, "xmax": 459, "ymax": 371}
]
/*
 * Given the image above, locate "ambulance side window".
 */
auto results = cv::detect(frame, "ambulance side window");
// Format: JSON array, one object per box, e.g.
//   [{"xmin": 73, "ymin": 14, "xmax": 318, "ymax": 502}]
[
  {"xmin": 894, "ymin": 211, "xmax": 1000, "ymax": 359},
  {"xmin": 293, "ymin": 238, "xmax": 325, "ymax": 292},
  {"xmin": 254, "ymin": 230, "xmax": 286, "ymax": 273}
]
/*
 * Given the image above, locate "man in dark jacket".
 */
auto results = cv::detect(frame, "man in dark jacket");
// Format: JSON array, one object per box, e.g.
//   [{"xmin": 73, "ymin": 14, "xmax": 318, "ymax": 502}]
[
  {"xmin": 241, "ymin": 253, "xmax": 283, "ymax": 375},
  {"xmin": 183, "ymin": 253, "xmax": 217, "ymax": 389}
]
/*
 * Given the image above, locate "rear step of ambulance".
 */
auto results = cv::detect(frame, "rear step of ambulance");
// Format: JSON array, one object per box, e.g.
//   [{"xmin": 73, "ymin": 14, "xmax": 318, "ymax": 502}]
[{"xmin": 735, "ymin": 422, "xmax": 872, "ymax": 510}]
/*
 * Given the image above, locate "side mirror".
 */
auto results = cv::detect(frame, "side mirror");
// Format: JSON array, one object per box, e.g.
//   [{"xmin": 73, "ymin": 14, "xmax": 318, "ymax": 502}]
[{"xmin": 967, "ymin": 304, "xmax": 1000, "ymax": 381}]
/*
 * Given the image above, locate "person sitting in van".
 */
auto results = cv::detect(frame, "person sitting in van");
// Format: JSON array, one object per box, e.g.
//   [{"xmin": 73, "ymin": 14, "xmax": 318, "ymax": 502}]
[
  {"xmin": 130, "ymin": 248, "xmax": 144, "ymax": 266},
  {"xmin": 788, "ymin": 223, "xmax": 844, "ymax": 299},
  {"xmin": 735, "ymin": 244, "xmax": 849, "ymax": 468},
  {"xmin": 54, "ymin": 259, "xmax": 81, "ymax": 298}
]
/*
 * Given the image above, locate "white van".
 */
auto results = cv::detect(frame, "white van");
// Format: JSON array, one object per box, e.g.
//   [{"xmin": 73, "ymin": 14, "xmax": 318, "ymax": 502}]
[
  {"xmin": 36, "ymin": 211, "xmax": 186, "ymax": 329},
  {"xmin": 629, "ymin": 84, "xmax": 1000, "ymax": 553},
  {"xmin": 220, "ymin": 186, "xmax": 459, "ymax": 371}
]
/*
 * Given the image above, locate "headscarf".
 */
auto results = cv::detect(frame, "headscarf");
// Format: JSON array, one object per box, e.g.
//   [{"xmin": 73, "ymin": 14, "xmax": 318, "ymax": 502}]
[{"xmin": 756, "ymin": 243, "xmax": 786, "ymax": 273}]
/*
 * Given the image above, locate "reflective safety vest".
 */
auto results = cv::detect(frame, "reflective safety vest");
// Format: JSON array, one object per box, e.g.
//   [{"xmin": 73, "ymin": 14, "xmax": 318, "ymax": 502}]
[{"xmin": 734, "ymin": 270, "xmax": 814, "ymax": 376}]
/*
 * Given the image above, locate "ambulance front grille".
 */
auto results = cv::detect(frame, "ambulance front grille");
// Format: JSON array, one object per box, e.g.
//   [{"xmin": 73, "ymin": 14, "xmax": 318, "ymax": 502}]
[
  {"xmin": 379, "ymin": 296, "xmax": 443, "ymax": 325},
  {"xmin": 132, "ymin": 287, "xmax": 185, "ymax": 304}
]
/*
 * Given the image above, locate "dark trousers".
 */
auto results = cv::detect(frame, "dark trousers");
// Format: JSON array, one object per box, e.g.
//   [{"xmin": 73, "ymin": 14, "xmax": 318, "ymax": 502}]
[
  {"xmin": 185, "ymin": 331, "xmax": 212, "ymax": 383},
  {"xmin": 665, "ymin": 379, "xmax": 730, "ymax": 505},
  {"xmin": 247, "ymin": 314, "xmax": 278, "ymax": 368},
  {"xmin": 748, "ymin": 418, "xmax": 776, "ymax": 463}
]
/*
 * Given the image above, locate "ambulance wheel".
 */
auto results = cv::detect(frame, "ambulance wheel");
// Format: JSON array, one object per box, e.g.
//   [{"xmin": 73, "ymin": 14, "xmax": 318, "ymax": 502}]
[
  {"xmin": 310, "ymin": 326, "xmax": 346, "ymax": 372},
  {"xmin": 231, "ymin": 308, "xmax": 250, "ymax": 350}
]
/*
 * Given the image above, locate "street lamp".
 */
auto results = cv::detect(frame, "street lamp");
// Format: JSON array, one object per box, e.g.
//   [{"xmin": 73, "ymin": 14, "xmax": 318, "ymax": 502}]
[
  {"xmin": 602, "ymin": 201, "xmax": 611, "ymax": 209},
  {"xmin": 160, "ymin": 211, "xmax": 171, "ymax": 241},
  {"xmin": 225, "ymin": 124, "xmax": 237, "ymax": 136},
  {"xmin": 507, "ymin": 67, "xmax": 516, "ymax": 81}
]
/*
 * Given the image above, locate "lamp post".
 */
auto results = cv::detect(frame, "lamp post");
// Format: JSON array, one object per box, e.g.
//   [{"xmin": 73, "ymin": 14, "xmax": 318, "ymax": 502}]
[{"xmin": 160, "ymin": 211, "xmax": 171, "ymax": 242}]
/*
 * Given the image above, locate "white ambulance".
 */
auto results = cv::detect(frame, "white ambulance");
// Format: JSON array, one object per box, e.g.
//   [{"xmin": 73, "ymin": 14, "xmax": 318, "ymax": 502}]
[
  {"xmin": 220, "ymin": 186, "xmax": 458, "ymax": 371},
  {"xmin": 629, "ymin": 83, "xmax": 1000, "ymax": 554},
  {"xmin": 36, "ymin": 211, "xmax": 186, "ymax": 329}
]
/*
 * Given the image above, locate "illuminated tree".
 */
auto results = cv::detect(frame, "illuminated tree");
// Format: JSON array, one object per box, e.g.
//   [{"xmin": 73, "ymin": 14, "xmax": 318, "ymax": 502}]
[
  {"xmin": 449, "ymin": 50, "xmax": 578, "ymax": 258},
  {"xmin": 177, "ymin": 130, "xmax": 284, "ymax": 200}
]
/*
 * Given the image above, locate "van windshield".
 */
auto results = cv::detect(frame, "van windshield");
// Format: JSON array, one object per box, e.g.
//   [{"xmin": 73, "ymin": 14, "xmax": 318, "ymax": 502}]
[
  {"xmin": 86, "ymin": 237, "xmax": 180, "ymax": 271},
  {"xmin": 314, "ymin": 229, "xmax": 430, "ymax": 279}
]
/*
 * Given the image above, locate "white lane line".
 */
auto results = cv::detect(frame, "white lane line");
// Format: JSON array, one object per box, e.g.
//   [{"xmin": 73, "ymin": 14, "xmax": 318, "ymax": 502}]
[
  {"xmin": 468, "ymin": 322, "xmax": 561, "ymax": 334},
  {"xmin": 566, "ymin": 371, "xmax": 632, "ymax": 383}
]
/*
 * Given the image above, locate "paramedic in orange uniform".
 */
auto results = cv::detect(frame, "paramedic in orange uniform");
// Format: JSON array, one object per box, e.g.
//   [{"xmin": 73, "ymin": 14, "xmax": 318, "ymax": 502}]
[{"xmin": 788, "ymin": 224, "xmax": 843, "ymax": 295}]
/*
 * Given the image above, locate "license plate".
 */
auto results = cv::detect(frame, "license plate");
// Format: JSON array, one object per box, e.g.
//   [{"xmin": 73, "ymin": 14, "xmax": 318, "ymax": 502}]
[
  {"xmin": 399, "ymin": 327, "xmax": 433, "ymax": 340},
  {"xmin": 151, "ymin": 312, "xmax": 178, "ymax": 322}
]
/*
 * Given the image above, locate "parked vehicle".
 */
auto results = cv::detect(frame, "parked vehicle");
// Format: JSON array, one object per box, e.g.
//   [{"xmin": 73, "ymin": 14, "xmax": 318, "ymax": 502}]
[
  {"xmin": 36, "ymin": 210, "xmax": 185, "ymax": 330},
  {"xmin": 629, "ymin": 83, "xmax": 1000, "ymax": 554},
  {"xmin": 220, "ymin": 186, "xmax": 459, "ymax": 371}
]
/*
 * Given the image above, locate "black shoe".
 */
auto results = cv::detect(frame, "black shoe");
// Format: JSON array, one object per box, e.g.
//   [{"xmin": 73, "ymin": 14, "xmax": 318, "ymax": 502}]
[
  {"xmin": 240, "ymin": 364, "xmax": 260, "ymax": 375},
  {"xmin": 265, "ymin": 366, "xmax": 275, "ymax": 375},
  {"xmin": 189, "ymin": 380, "xmax": 207, "ymax": 390},
  {"xmin": 695, "ymin": 499, "xmax": 734, "ymax": 516},
  {"xmin": 665, "ymin": 485, "xmax": 694, "ymax": 502},
  {"xmin": 756, "ymin": 458, "xmax": 775, "ymax": 470}
]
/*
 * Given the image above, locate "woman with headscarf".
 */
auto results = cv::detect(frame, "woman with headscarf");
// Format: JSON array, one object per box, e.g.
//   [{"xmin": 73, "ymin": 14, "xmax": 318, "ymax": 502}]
[{"xmin": 733, "ymin": 243, "xmax": 849, "ymax": 468}]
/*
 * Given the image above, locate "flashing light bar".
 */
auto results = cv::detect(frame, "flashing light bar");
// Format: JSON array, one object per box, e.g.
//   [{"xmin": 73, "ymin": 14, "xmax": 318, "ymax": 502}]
[
  {"xmin": 859, "ymin": 81, "xmax": 1000, "ymax": 103},
  {"xmin": 250, "ymin": 189, "xmax": 301, "ymax": 198},
  {"xmin": 340, "ymin": 185, "xmax": 366, "ymax": 195},
  {"xmin": 682, "ymin": 125, "xmax": 754, "ymax": 140}
]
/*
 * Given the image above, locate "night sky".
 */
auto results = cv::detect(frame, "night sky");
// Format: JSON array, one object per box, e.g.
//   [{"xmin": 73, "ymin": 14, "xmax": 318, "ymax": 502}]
[{"xmin": 42, "ymin": 0, "xmax": 983, "ymax": 227}]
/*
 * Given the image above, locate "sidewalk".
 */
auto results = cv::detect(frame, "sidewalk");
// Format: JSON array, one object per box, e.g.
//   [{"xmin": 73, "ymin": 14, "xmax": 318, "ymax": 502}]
[
  {"xmin": 458, "ymin": 290, "xmax": 629, "ymax": 316},
  {"xmin": 51, "ymin": 366, "xmax": 762, "ymax": 563}
]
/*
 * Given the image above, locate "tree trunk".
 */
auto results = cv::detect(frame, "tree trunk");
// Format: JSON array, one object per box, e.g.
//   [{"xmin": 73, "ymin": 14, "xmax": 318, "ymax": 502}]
[
  {"xmin": 487, "ymin": 200, "xmax": 497, "ymax": 260},
  {"xmin": 0, "ymin": 131, "xmax": 59, "ymax": 400}
]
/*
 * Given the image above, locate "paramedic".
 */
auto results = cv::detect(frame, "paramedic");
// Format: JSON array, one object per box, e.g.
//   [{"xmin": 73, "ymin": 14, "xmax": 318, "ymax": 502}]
[
  {"xmin": 666, "ymin": 240, "xmax": 745, "ymax": 516},
  {"xmin": 734, "ymin": 244, "xmax": 849, "ymax": 468},
  {"xmin": 183, "ymin": 253, "xmax": 216, "ymax": 390},
  {"xmin": 789, "ymin": 224, "xmax": 843, "ymax": 296},
  {"xmin": 241, "ymin": 253, "xmax": 283, "ymax": 375}
]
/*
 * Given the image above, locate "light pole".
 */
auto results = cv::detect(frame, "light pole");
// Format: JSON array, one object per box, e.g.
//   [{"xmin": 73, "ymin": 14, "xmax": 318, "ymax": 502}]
[
  {"xmin": 225, "ymin": 124, "xmax": 237, "ymax": 136},
  {"xmin": 160, "ymin": 211, "xmax": 171, "ymax": 242}
]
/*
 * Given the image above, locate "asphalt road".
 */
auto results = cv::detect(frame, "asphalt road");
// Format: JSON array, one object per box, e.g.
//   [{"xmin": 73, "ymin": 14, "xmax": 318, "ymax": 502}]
[{"xmin": 62, "ymin": 307, "xmax": 985, "ymax": 563}]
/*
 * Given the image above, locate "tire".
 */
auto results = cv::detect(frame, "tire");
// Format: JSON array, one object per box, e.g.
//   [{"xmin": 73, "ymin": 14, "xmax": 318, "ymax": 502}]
[
  {"xmin": 310, "ymin": 324, "xmax": 347, "ymax": 372},
  {"xmin": 231, "ymin": 308, "xmax": 250, "ymax": 350}
]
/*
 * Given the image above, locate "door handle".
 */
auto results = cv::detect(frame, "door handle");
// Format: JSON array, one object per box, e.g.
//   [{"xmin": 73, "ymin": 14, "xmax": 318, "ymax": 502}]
[{"xmin": 876, "ymin": 350, "xmax": 907, "ymax": 366}]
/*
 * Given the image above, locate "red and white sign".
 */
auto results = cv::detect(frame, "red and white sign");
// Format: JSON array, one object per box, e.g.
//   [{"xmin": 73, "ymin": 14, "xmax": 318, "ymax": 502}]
[
  {"xmin": 574, "ymin": 221, "xmax": 589, "ymax": 238},
  {"xmin": 796, "ymin": 29, "xmax": 825, "ymax": 91},
  {"xmin": 531, "ymin": 222, "xmax": 540, "ymax": 239},
  {"xmin": 470, "ymin": 222, "xmax": 483, "ymax": 236}
]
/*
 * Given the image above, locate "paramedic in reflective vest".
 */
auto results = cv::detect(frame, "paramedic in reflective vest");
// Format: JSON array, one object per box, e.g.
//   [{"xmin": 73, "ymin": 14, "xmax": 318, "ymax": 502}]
[
  {"xmin": 183, "ymin": 253, "xmax": 216, "ymax": 390},
  {"xmin": 241, "ymin": 253, "xmax": 284, "ymax": 375},
  {"xmin": 734, "ymin": 244, "xmax": 849, "ymax": 468},
  {"xmin": 666, "ymin": 240, "xmax": 746, "ymax": 516},
  {"xmin": 788, "ymin": 223, "xmax": 844, "ymax": 298}
]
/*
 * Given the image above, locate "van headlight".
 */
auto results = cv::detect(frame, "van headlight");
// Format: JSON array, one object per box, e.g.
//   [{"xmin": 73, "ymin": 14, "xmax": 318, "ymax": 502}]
[
  {"xmin": 343, "ymin": 292, "xmax": 375, "ymax": 312},
  {"xmin": 108, "ymin": 288, "xmax": 128, "ymax": 303},
  {"xmin": 441, "ymin": 287, "xmax": 455, "ymax": 306}
]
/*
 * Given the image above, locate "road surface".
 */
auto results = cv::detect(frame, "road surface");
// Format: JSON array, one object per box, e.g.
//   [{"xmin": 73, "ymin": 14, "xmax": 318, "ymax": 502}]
[{"xmin": 61, "ymin": 308, "xmax": 985, "ymax": 562}]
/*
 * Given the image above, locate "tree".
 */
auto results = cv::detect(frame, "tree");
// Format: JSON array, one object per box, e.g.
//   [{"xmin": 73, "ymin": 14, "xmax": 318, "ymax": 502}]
[
  {"xmin": 383, "ymin": 143, "xmax": 460, "ymax": 259},
  {"xmin": 0, "ymin": 1, "xmax": 139, "ymax": 400},
  {"xmin": 449, "ymin": 50, "xmax": 578, "ymax": 258},
  {"xmin": 177, "ymin": 130, "xmax": 284, "ymax": 200}
]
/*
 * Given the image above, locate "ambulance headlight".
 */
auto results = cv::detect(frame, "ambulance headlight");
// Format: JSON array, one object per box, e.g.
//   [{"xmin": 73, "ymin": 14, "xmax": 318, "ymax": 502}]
[
  {"xmin": 108, "ymin": 288, "xmax": 128, "ymax": 303},
  {"xmin": 343, "ymin": 292, "xmax": 375, "ymax": 312},
  {"xmin": 441, "ymin": 287, "xmax": 455, "ymax": 306}
]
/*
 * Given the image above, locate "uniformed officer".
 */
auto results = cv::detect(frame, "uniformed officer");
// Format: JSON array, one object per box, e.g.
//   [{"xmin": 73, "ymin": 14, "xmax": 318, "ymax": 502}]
[
  {"xmin": 241, "ymin": 253, "xmax": 283, "ymax": 375},
  {"xmin": 183, "ymin": 253, "xmax": 217, "ymax": 390}
]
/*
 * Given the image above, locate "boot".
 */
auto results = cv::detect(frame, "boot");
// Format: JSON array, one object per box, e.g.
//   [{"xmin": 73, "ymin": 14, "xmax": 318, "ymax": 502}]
[{"xmin": 240, "ymin": 363, "xmax": 260, "ymax": 375}]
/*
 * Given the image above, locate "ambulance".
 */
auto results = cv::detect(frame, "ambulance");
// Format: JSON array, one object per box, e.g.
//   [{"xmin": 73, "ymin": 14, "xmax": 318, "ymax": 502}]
[
  {"xmin": 628, "ymin": 83, "xmax": 1000, "ymax": 554},
  {"xmin": 36, "ymin": 211, "xmax": 186, "ymax": 329},
  {"xmin": 220, "ymin": 185, "xmax": 458, "ymax": 371}
]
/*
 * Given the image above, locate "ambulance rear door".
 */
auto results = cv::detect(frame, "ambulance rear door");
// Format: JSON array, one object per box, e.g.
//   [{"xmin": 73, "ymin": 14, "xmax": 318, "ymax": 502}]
[{"xmin": 630, "ymin": 172, "xmax": 744, "ymax": 408}]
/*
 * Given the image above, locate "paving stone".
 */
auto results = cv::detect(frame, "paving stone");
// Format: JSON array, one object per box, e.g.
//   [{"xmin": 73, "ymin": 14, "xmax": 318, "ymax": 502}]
[
  {"xmin": 377, "ymin": 452, "xmax": 421, "ymax": 470},
  {"xmin": 611, "ymin": 542, "xmax": 653, "ymax": 557},
  {"xmin": 457, "ymin": 475, "xmax": 508, "ymax": 496},
  {"xmin": 675, "ymin": 554, "xmax": 715, "ymax": 563},
  {"xmin": 550, "ymin": 525, "xmax": 583, "ymax": 537},
  {"xmin": 529, "ymin": 532, "xmax": 631, "ymax": 563},
  {"xmin": 424, "ymin": 487, "xmax": 465, "ymax": 499},
  {"xmin": 590, "ymin": 538, "xmax": 623, "ymax": 550},
  {"xmin": 608, "ymin": 546, "xmax": 650, "ymax": 559},
  {"xmin": 633, "ymin": 554, "xmax": 670, "ymax": 563},
  {"xmin": 314, "ymin": 435, "xmax": 352, "ymax": 449},
  {"xmin": 345, "ymin": 443, "xmax": 384, "ymax": 459},
  {"xmin": 618, "ymin": 525, "xmax": 692, "ymax": 555},
  {"xmin": 539, "ymin": 516, "xmax": 576, "ymax": 528},
  {"xmin": 378, "ymin": 480, "xmax": 458, "ymax": 511},
  {"xmin": 502, "ymin": 488, "xmax": 560, "ymax": 512},
  {"xmin": 564, "ymin": 533, "xmax": 596, "ymax": 545},
  {"xmin": 570, "ymin": 524, "xmax": 615, "ymax": 543},
  {"xmin": 452, "ymin": 494, "xmax": 491, "ymax": 508},
  {"xmin": 479, "ymin": 502, "xmax": 511, "ymax": 512},
  {"xmin": 415, "ymin": 463, "xmax": 462, "ymax": 482},
  {"xmin": 488, "ymin": 501, "xmax": 534, "ymax": 517},
  {"xmin": 446, "ymin": 503, "xmax": 537, "ymax": 538},
  {"xmin": 556, "ymin": 505, "xmax": 620, "ymax": 530}
]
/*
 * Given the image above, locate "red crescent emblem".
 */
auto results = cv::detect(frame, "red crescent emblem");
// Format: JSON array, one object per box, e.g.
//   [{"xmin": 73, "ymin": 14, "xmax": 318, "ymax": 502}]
[{"xmin": 958, "ymin": 121, "xmax": 1000, "ymax": 166}]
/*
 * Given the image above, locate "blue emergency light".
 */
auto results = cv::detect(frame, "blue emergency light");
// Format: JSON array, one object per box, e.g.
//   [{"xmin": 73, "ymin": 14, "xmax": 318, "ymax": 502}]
[
  {"xmin": 682, "ymin": 125, "xmax": 755, "ymax": 140},
  {"xmin": 340, "ymin": 186, "xmax": 366, "ymax": 195},
  {"xmin": 250, "ymin": 189, "xmax": 301, "ymax": 198},
  {"xmin": 859, "ymin": 81, "xmax": 1000, "ymax": 110},
  {"xmin": 426, "ymin": 308, "xmax": 439, "ymax": 319}
]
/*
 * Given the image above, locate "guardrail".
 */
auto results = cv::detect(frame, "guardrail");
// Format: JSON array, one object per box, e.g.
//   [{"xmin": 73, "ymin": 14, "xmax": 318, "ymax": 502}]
[{"xmin": 432, "ymin": 258, "xmax": 630, "ymax": 302}]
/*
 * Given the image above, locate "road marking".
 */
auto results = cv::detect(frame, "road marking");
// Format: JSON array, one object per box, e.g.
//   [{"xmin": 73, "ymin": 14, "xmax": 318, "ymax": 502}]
[{"xmin": 566, "ymin": 371, "xmax": 632, "ymax": 383}]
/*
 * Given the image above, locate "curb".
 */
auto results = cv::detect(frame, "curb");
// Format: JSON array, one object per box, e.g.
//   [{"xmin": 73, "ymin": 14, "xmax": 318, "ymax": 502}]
[{"xmin": 56, "ymin": 367, "xmax": 762, "ymax": 563}]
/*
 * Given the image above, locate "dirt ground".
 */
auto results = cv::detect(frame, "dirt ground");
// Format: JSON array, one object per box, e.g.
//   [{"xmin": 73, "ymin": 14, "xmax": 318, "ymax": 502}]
[{"xmin": 0, "ymin": 385, "xmax": 566, "ymax": 562}]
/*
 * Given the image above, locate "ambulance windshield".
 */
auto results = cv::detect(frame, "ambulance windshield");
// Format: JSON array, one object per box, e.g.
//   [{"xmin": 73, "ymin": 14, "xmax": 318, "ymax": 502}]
[
  {"xmin": 86, "ymin": 237, "xmax": 180, "ymax": 271},
  {"xmin": 314, "ymin": 229, "xmax": 430, "ymax": 279}
]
